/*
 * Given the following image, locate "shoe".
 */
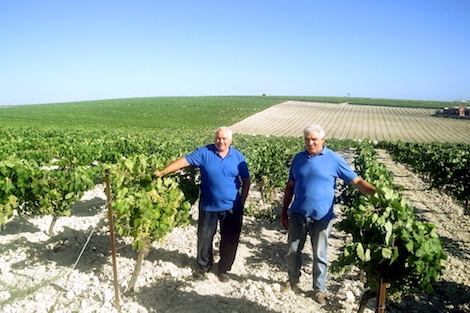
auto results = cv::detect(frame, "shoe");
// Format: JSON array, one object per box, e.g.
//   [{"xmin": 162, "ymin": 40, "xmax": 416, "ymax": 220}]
[
  {"xmin": 313, "ymin": 291, "xmax": 327, "ymax": 305},
  {"xmin": 193, "ymin": 267, "xmax": 208, "ymax": 279},
  {"xmin": 218, "ymin": 272, "xmax": 230, "ymax": 283},
  {"xmin": 280, "ymin": 281, "xmax": 300, "ymax": 294}
]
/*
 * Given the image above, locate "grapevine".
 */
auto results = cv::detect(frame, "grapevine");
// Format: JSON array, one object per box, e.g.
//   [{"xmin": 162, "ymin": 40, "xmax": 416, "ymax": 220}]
[
  {"xmin": 332, "ymin": 142, "xmax": 448, "ymax": 309},
  {"xmin": 108, "ymin": 154, "xmax": 198, "ymax": 292}
]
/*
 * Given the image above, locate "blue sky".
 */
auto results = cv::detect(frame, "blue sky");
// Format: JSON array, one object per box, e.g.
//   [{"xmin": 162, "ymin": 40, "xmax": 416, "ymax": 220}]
[{"xmin": 1, "ymin": 0, "xmax": 469, "ymax": 105}]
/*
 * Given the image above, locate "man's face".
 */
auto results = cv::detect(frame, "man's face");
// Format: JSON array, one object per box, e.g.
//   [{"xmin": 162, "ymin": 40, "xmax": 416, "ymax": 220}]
[
  {"xmin": 214, "ymin": 129, "xmax": 232, "ymax": 153},
  {"xmin": 304, "ymin": 132, "xmax": 325, "ymax": 155}
]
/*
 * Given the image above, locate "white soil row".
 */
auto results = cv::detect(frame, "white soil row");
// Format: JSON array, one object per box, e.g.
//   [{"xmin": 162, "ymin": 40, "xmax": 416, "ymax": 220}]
[{"xmin": 230, "ymin": 101, "xmax": 470, "ymax": 143}]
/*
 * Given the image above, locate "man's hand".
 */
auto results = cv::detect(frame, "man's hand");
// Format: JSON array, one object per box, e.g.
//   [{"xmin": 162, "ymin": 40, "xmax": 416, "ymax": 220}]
[
  {"xmin": 153, "ymin": 170, "xmax": 165, "ymax": 178},
  {"xmin": 281, "ymin": 211, "xmax": 289, "ymax": 230},
  {"xmin": 350, "ymin": 177, "xmax": 376, "ymax": 196},
  {"xmin": 281, "ymin": 180, "xmax": 294, "ymax": 230},
  {"xmin": 153, "ymin": 158, "xmax": 190, "ymax": 179}
]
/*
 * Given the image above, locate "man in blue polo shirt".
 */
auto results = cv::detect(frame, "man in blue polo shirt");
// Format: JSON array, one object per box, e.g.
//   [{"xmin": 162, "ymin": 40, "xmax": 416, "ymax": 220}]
[
  {"xmin": 280, "ymin": 124, "xmax": 375, "ymax": 305},
  {"xmin": 154, "ymin": 126, "xmax": 250, "ymax": 282}
]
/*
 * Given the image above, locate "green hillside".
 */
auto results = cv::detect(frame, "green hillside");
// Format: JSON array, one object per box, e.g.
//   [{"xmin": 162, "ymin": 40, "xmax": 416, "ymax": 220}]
[{"xmin": 0, "ymin": 96, "xmax": 453, "ymax": 131}]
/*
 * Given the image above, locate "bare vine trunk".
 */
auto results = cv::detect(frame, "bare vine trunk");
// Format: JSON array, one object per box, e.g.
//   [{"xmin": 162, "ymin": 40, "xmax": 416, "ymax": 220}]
[
  {"xmin": 48, "ymin": 216, "xmax": 58, "ymax": 236},
  {"xmin": 126, "ymin": 238, "xmax": 150, "ymax": 294},
  {"xmin": 357, "ymin": 290, "xmax": 376, "ymax": 313}
]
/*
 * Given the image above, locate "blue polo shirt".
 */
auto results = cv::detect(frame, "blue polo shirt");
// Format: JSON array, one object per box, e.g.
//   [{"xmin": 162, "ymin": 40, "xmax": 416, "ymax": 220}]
[
  {"xmin": 288, "ymin": 147, "xmax": 357, "ymax": 221},
  {"xmin": 185, "ymin": 144, "xmax": 249, "ymax": 212}
]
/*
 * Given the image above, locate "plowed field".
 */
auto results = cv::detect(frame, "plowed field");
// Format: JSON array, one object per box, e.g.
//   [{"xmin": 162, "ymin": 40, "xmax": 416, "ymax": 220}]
[{"xmin": 230, "ymin": 101, "xmax": 470, "ymax": 143}]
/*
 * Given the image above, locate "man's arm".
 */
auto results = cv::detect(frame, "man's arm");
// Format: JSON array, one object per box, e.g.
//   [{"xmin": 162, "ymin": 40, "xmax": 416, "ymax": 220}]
[
  {"xmin": 154, "ymin": 157, "xmax": 190, "ymax": 177},
  {"xmin": 240, "ymin": 177, "xmax": 251, "ymax": 207},
  {"xmin": 350, "ymin": 177, "xmax": 376, "ymax": 195},
  {"xmin": 281, "ymin": 180, "xmax": 295, "ymax": 230}
]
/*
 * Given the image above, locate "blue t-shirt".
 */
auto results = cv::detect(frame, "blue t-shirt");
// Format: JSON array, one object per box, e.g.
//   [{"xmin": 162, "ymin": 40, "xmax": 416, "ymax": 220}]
[
  {"xmin": 185, "ymin": 144, "xmax": 250, "ymax": 212},
  {"xmin": 288, "ymin": 147, "xmax": 357, "ymax": 221}
]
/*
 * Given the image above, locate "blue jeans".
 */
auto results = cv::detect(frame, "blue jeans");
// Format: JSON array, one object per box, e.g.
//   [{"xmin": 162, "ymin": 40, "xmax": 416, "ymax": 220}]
[
  {"xmin": 196, "ymin": 202, "xmax": 243, "ymax": 273},
  {"xmin": 286, "ymin": 213, "xmax": 334, "ymax": 291}
]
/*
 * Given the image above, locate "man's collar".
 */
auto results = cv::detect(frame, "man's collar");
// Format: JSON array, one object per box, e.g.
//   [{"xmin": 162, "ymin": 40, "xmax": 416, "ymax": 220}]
[
  {"xmin": 214, "ymin": 145, "xmax": 231, "ymax": 156},
  {"xmin": 304, "ymin": 147, "xmax": 327, "ymax": 157}
]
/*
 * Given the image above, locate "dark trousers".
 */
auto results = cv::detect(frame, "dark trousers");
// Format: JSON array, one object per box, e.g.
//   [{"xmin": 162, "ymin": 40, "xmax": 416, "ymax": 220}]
[{"xmin": 196, "ymin": 202, "xmax": 243, "ymax": 273}]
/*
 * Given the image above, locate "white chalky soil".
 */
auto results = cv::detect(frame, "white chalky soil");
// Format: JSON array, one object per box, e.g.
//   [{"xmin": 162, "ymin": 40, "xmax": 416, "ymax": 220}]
[{"xmin": 0, "ymin": 149, "xmax": 469, "ymax": 313}]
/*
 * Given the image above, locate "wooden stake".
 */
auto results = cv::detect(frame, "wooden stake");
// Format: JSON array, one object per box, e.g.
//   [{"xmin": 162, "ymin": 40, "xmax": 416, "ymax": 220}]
[
  {"xmin": 105, "ymin": 169, "xmax": 121, "ymax": 312},
  {"xmin": 376, "ymin": 272, "xmax": 387, "ymax": 313}
]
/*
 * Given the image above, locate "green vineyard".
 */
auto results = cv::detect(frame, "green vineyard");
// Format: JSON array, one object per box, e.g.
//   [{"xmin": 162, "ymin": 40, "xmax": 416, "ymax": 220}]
[{"xmin": 1, "ymin": 97, "xmax": 469, "ymax": 311}]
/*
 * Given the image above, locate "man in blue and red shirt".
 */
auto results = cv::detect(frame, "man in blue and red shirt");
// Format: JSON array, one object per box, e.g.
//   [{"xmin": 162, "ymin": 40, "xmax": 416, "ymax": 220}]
[
  {"xmin": 155, "ymin": 126, "xmax": 250, "ymax": 282},
  {"xmin": 280, "ymin": 124, "xmax": 376, "ymax": 305}
]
